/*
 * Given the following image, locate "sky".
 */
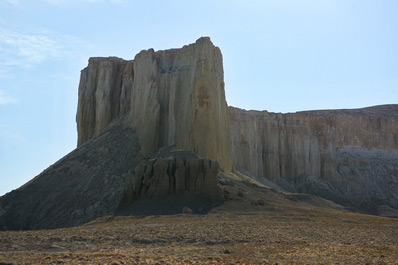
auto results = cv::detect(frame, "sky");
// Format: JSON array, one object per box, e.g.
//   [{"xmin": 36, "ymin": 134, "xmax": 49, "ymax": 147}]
[{"xmin": 0, "ymin": 0, "xmax": 397, "ymax": 196}]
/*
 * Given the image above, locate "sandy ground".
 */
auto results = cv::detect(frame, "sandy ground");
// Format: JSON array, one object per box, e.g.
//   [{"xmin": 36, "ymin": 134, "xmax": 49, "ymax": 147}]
[{"xmin": 1, "ymin": 205, "xmax": 398, "ymax": 265}]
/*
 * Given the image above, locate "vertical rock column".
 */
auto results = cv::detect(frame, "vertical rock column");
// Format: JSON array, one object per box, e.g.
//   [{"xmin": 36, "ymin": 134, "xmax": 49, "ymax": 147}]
[{"xmin": 76, "ymin": 37, "xmax": 233, "ymax": 171}]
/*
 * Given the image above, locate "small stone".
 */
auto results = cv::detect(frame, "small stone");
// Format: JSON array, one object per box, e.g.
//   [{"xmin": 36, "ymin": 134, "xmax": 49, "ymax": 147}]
[
  {"xmin": 223, "ymin": 249, "xmax": 232, "ymax": 254},
  {"xmin": 182, "ymin": 206, "xmax": 193, "ymax": 214},
  {"xmin": 257, "ymin": 199, "xmax": 265, "ymax": 205}
]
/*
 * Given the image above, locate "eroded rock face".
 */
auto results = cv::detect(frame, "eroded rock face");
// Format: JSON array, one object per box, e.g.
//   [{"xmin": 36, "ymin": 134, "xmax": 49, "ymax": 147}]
[
  {"xmin": 230, "ymin": 105, "xmax": 398, "ymax": 212},
  {"xmin": 120, "ymin": 151, "xmax": 222, "ymax": 204},
  {"xmin": 117, "ymin": 150, "xmax": 223, "ymax": 215},
  {"xmin": 76, "ymin": 37, "xmax": 232, "ymax": 171}
]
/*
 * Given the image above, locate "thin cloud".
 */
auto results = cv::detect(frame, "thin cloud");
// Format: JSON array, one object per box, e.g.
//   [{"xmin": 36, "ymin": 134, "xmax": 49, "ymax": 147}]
[
  {"xmin": 42, "ymin": 0, "xmax": 99, "ymax": 5},
  {"xmin": 109, "ymin": 0, "xmax": 128, "ymax": 3},
  {"xmin": 0, "ymin": 0, "xmax": 21, "ymax": 6},
  {"xmin": 0, "ymin": 124, "xmax": 23, "ymax": 143},
  {"xmin": 0, "ymin": 28, "xmax": 62, "ymax": 66},
  {"xmin": 0, "ymin": 90, "xmax": 17, "ymax": 105},
  {"xmin": 0, "ymin": 23, "xmax": 93, "ymax": 74},
  {"xmin": 41, "ymin": 0, "xmax": 127, "ymax": 6}
]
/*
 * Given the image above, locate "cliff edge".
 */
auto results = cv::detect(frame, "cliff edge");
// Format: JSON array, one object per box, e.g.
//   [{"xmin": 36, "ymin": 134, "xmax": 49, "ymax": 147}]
[
  {"xmin": 230, "ymin": 105, "xmax": 398, "ymax": 213},
  {"xmin": 76, "ymin": 37, "xmax": 232, "ymax": 171}
]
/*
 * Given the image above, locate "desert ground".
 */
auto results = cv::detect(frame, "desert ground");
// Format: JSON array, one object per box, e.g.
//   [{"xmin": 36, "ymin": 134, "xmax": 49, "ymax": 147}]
[{"xmin": 1, "ymin": 200, "xmax": 398, "ymax": 265}]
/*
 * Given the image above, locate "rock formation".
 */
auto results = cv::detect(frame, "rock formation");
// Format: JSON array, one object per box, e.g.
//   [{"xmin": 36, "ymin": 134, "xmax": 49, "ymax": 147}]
[
  {"xmin": 0, "ymin": 38, "xmax": 229, "ymax": 230},
  {"xmin": 1, "ymin": 37, "xmax": 397, "ymax": 230},
  {"xmin": 76, "ymin": 37, "xmax": 232, "ymax": 171},
  {"xmin": 130, "ymin": 151, "xmax": 221, "ymax": 201},
  {"xmin": 117, "ymin": 150, "xmax": 223, "ymax": 215},
  {"xmin": 230, "ymin": 105, "xmax": 398, "ymax": 212}
]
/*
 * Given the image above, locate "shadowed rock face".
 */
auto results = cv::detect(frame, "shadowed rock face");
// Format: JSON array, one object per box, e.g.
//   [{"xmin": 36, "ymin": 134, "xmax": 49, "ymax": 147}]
[
  {"xmin": 230, "ymin": 105, "xmax": 398, "ymax": 212},
  {"xmin": 132, "ymin": 151, "xmax": 221, "ymax": 201},
  {"xmin": 76, "ymin": 37, "xmax": 232, "ymax": 171},
  {"xmin": 117, "ymin": 150, "xmax": 223, "ymax": 215}
]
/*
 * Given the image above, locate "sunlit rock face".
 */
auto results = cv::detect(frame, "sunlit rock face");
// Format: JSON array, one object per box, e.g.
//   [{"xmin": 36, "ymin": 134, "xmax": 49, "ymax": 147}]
[
  {"xmin": 76, "ymin": 37, "xmax": 232, "ymax": 171},
  {"xmin": 75, "ymin": 36, "xmax": 398, "ymax": 213},
  {"xmin": 230, "ymin": 105, "xmax": 398, "ymax": 212}
]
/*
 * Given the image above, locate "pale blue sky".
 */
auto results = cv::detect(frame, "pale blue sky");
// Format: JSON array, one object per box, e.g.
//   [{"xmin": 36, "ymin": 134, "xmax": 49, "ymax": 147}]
[{"xmin": 1, "ymin": 0, "xmax": 397, "ymax": 195}]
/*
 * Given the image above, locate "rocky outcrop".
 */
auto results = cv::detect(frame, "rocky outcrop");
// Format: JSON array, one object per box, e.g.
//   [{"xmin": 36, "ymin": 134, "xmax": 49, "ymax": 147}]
[
  {"xmin": 76, "ymin": 37, "xmax": 232, "ymax": 171},
  {"xmin": 230, "ymin": 105, "xmax": 398, "ymax": 212},
  {"xmin": 117, "ymin": 150, "xmax": 223, "ymax": 214},
  {"xmin": 131, "ymin": 151, "xmax": 221, "ymax": 201}
]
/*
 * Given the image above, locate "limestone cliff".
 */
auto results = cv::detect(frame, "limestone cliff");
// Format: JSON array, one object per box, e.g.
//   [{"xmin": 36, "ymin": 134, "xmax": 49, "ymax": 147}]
[
  {"xmin": 230, "ymin": 105, "xmax": 398, "ymax": 212},
  {"xmin": 76, "ymin": 37, "xmax": 232, "ymax": 171}
]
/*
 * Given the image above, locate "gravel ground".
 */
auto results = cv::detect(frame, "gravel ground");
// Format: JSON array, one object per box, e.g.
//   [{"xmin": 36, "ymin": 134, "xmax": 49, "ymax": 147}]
[{"xmin": 1, "ymin": 207, "xmax": 397, "ymax": 265}]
